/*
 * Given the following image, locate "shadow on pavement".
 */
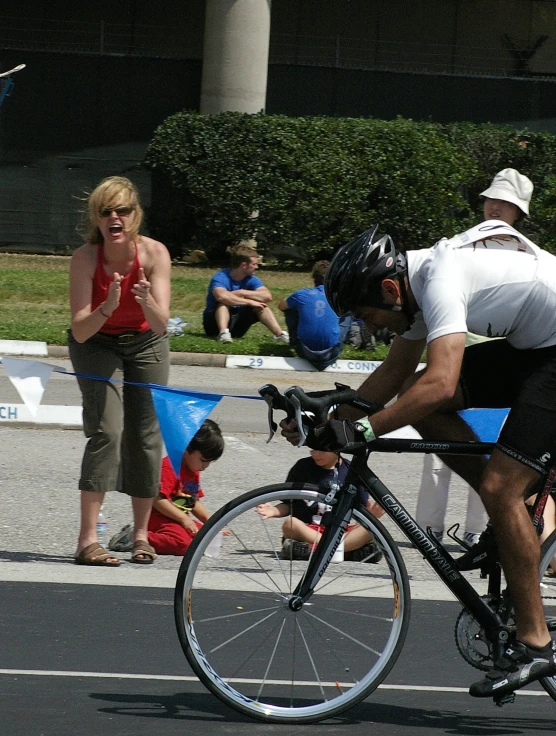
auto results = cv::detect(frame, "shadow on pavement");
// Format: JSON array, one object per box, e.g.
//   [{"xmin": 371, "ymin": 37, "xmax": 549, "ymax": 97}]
[
  {"xmin": 0, "ymin": 550, "xmax": 75, "ymax": 564},
  {"xmin": 90, "ymin": 690, "xmax": 555, "ymax": 733}
]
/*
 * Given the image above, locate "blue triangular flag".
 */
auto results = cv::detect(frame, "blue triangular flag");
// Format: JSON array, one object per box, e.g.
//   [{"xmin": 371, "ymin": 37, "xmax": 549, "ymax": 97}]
[
  {"xmin": 459, "ymin": 408, "xmax": 509, "ymax": 443},
  {"xmin": 151, "ymin": 387, "xmax": 220, "ymax": 475}
]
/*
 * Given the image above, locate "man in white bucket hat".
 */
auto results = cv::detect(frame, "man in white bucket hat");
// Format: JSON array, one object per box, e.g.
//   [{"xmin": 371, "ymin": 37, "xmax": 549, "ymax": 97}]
[
  {"xmin": 416, "ymin": 168, "xmax": 534, "ymax": 550},
  {"xmin": 480, "ymin": 167, "xmax": 534, "ymax": 222}
]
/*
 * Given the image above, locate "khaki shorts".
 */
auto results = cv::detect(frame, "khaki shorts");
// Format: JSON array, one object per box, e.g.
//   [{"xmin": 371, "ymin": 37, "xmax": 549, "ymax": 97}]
[{"xmin": 68, "ymin": 329, "xmax": 170, "ymax": 498}]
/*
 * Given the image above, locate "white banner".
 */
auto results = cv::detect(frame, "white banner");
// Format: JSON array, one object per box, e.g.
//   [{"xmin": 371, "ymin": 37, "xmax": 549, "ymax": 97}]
[{"xmin": 0, "ymin": 357, "xmax": 60, "ymax": 416}]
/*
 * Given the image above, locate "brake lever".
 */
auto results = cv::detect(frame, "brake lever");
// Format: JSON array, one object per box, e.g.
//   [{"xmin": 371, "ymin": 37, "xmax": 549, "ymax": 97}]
[
  {"xmin": 264, "ymin": 398, "xmax": 278, "ymax": 443},
  {"xmin": 258, "ymin": 384, "xmax": 278, "ymax": 443},
  {"xmin": 284, "ymin": 390, "xmax": 308, "ymax": 448},
  {"xmin": 258, "ymin": 384, "xmax": 291, "ymax": 444}
]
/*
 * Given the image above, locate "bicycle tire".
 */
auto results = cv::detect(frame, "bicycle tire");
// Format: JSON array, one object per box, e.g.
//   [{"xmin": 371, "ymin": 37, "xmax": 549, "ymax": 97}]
[
  {"xmin": 174, "ymin": 482, "xmax": 411, "ymax": 724},
  {"xmin": 538, "ymin": 529, "xmax": 556, "ymax": 700}
]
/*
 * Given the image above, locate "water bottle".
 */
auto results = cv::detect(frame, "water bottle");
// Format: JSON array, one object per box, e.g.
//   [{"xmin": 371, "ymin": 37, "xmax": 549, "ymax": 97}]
[
  {"xmin": 97, "ymin": 506, "xmax": 108, "ymax": 547},
  {"xmin": 329, "ymin": 467, "xmax": 344, "ymax": 562},
  {"xmin": 204, "ymin": 531, "xmax": 223, "ymax": 558},
  {"xmin": 331, "ymin": 535, "xmax": 344, "ymax": 563}
]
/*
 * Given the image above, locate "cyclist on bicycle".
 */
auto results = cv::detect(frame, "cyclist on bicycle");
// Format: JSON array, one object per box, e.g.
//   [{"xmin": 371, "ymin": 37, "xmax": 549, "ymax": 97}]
[{"xmin": 282, "ymin": 219, "xmax": 556, "ymax": 699}]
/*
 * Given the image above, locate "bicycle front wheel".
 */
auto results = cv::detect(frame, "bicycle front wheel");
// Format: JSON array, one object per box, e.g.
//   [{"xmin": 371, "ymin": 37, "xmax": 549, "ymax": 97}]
[
  {"xmin": 539, "ymin": 530, "xmax": 556, "ymax": 700},
  {"xmin": 174, "ymin": 483, "xmax": 411, "ymax": 724}
]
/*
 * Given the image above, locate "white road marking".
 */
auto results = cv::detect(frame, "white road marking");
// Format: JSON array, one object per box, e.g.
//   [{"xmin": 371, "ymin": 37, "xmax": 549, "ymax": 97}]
[
  {"xmin": 0, "ymin": 669, "xmax": 547, "ymax": 695},
  {"xmin": 222, "ymin": 435, "xmax": 261, "ymax": 452}
]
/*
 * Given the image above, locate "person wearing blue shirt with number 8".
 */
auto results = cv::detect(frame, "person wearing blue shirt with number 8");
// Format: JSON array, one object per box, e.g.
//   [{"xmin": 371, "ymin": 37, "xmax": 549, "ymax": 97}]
[{"xmin": 278, "ymin": 260, "xmax": 351, "ymax": 371}]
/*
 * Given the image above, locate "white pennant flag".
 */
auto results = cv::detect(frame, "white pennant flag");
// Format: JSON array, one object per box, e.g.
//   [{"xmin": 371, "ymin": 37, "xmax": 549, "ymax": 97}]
[{"xmin": 0, "ymin": 357, "xmax": 60, "ymax": 417}]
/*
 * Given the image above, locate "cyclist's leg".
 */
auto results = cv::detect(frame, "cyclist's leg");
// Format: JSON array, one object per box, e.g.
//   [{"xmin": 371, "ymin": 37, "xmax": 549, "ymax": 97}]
[
  {"xmin": 480, "ymin": 450, "xmax": 548, "ymax": 647},
  {"xmin": 470, "ymin": 493, "xmax": 556, "ymax": 699},
  {"xmin": 400, "ymin": 368, "xmax": 487, "ymax": 488},
  {"xmin": 407, "ymin": 341, "xmax": 528, "ymax": 490},
  {"xmin": 487, "ymin": 349, "xmax": 556, "ymax": 645},
  {"xmin": 469, "ymin": 349, "xmax": 556, "ymax": 696}
]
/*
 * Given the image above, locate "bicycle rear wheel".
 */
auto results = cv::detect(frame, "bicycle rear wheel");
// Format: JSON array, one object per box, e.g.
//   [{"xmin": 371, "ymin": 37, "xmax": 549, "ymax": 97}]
[
  {"xmin": 174, "ymin": 483, "xmax": 411, "ymax": 724},
  {"xmin": 539, "ymin": 530, "xmax": 556, "ymax": 700}
]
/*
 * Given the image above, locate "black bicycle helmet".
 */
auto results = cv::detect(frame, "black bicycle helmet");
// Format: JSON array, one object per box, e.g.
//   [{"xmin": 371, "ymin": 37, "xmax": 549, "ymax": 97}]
[{"xmin": 324, "ymin": 225, "xmax": 408, "ymax": 317}]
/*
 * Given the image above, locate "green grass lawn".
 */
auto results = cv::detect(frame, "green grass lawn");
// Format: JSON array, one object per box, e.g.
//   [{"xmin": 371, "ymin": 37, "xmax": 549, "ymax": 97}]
[{"xmin": 0, "ymin": 253, "xmax": 389, "ymax": 359}]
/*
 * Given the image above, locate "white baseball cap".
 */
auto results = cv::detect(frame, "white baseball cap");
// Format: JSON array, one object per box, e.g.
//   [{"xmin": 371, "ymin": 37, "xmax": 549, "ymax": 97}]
[{"xmin": 480, "ymin": 168, "xmax": 533, "ymax": 216}]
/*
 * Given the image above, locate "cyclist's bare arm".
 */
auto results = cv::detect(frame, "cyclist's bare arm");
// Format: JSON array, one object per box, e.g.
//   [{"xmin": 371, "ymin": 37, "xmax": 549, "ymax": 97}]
[
  {"xmin": 339, "ymin": 335, "xmax": 426, "ymax": 420},
  {"xmin": 362, "ymin": 332, "xmax": 467, "ymax": 437},
  {"xmin": 279, "ymin": 335, "xmax": 424, "ymax": 442}
]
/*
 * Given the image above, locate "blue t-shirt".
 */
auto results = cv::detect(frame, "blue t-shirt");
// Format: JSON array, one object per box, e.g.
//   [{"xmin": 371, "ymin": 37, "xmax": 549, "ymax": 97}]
[
  {"xmin": 204, "ymin": 268, "xmax": 265, "ymax": 314},
  {"xmin": 286, "ymin": 284, "xmax": 340, "ymax": 350}
]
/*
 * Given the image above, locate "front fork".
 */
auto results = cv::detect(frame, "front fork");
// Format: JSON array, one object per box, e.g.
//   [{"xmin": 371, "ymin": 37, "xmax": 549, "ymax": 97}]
[{"xmin": 287, "ymin": 484, "xmax": 358, "ymax": 610}]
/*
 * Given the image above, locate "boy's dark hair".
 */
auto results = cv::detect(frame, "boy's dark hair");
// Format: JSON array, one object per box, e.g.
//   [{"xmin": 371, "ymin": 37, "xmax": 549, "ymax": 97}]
[
  {"xmin": 312, "ymin": 260, "xmax": 330, "ymax": 286},
  {"xmin": 187, "ymin": 419, "xmax": 224, "ymax": 461}
]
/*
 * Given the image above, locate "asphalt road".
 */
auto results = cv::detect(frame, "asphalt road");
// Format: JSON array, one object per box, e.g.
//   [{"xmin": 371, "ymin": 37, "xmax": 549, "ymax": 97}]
[
  {"xmin": 1, "ymin": 583, "xmax": 554, "ymax": 736},
  {"xmin": 1, "ymin": 359, "xmax": 554, "ymax": 734}
]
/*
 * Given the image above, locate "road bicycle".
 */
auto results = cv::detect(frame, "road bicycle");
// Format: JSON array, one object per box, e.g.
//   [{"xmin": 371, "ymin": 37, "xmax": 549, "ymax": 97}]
[{"xmin": 174, "ymin": 382, "xmax": 556, "ymax": 724}]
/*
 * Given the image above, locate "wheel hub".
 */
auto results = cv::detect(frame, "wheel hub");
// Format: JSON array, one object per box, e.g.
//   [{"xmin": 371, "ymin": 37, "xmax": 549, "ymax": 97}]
[{"xmin": 286, "ymin": 595, "xmax": 304, "ymax": 612}]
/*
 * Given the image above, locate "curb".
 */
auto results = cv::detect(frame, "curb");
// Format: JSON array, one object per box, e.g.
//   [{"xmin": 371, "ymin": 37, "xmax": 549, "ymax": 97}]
[
  {"xmin": 46, "ymin": 345, "xmax": 226, "ymax": 367},
  {"xmin": 5, "ymin": 342, "xmax": 390, "ymax": 374}
]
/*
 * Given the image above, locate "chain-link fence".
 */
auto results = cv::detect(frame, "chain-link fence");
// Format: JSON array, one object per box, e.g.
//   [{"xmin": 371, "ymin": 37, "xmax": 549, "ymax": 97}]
[{"xmin": 3, "ymin": 11, "xmax": 556, "ymax": 79}]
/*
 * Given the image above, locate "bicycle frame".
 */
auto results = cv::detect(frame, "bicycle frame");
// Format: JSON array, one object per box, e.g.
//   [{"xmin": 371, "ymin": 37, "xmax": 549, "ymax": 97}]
[{"xmin": 291, "ymin": 437, "xmax": 535, "ymax": 655}]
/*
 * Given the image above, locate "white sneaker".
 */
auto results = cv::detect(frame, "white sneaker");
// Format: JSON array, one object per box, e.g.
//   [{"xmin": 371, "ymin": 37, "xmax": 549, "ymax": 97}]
[
  {"xmin": 273, "ymin": 331, "xmax": 290, "ymax": 344},
  {"xmin": 464, "ymin": 531, "xmax": 481, "ymax": 547},
  {"xmin": 218, "ymin": 330, "xmax": 233, "ymax": 344}
]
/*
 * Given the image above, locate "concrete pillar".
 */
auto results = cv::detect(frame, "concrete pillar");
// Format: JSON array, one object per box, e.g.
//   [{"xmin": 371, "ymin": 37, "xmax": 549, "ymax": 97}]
[{"xmin": 200, "ymin": 0, "xmax": 271, "ymax": 114}]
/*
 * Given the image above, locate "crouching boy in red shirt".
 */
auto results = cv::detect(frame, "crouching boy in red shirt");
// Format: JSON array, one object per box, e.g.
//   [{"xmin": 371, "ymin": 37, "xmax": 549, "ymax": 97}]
[
  {"xmin": 109, "ymin": 419, "xmax": 224, "ymax": 556},
  {"xmin": 149, "ymin": 419, "xmax": 224, "ymax": 555}
]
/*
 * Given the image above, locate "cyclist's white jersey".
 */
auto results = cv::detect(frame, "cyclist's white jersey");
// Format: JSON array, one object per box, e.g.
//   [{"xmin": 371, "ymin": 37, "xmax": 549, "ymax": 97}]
[{"xmin": 403, "ymin": 220, "xmax": 556, "ymax": 350}]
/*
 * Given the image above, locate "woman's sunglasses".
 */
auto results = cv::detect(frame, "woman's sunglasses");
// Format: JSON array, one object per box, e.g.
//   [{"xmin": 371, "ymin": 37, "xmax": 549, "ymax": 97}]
[{"xmin": 99, "ymin": 205, "xmax": 135, "ymax": 218}]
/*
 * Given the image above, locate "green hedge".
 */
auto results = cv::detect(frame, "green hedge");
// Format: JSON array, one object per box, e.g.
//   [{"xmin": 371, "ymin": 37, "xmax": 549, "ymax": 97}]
[{"xmin": 143, "ymin": 112, "xmax": 556, "ymax": 263}]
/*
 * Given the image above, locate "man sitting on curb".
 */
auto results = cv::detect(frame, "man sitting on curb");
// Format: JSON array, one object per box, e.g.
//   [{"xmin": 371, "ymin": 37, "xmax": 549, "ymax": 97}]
[
  {"xmin": 203, "ymin": 242, "xmax": 289, "ymax": 344},
  {"xmin": 278, "ymin": 260, "xmax": 351, "ymax": 370}
]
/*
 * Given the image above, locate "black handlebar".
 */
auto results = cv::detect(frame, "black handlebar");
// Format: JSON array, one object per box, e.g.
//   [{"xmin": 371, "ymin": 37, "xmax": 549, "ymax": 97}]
[{"xmin": 258, "ymin": 382, "xmax": 383, "ymax": 447}]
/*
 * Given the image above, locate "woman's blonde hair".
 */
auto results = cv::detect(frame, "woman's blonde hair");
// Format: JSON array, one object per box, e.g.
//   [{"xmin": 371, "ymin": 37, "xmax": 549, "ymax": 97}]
[{"xmin": 81, "ymin": 176, "xmax": 143, "ymax": 244}]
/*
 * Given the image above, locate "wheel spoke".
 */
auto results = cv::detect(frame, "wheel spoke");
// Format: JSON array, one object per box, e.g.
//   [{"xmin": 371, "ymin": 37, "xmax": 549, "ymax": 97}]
[
  {"xmin": 294, "ymin": 617, "xmax": 329, "ymax": 703},
  {"xmin": 256, "ymin": 619, "xmax": 287, "ymax": 701},
  {"xmin": 207, "ymin": 610, "xmax": 280, "ymax": 654},
  {"xmin": 193, "ymin": 604, "xmax": 281, "ymax": 626},
  {"xmin": 304, "ymin": 609, "xmax": 383, "ymax": 657}
]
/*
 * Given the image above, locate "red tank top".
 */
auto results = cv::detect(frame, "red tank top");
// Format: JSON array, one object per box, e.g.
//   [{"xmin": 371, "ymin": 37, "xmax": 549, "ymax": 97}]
[{"xmin": 92, "ymin": 244, "xmax": 149, "ymax": 334}]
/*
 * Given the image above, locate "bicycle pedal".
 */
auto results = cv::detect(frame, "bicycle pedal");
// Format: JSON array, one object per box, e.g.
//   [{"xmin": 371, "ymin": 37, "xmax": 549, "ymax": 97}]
[{"xmin": 493, "ymin": 692, "xmax": 515, "ymax": 707}]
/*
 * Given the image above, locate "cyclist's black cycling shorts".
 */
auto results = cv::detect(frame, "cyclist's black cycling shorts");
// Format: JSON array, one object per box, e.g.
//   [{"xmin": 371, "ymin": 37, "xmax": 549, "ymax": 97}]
[{"xmin": 460, "ymin": 339, "xmax": 556, "ymax": 474}]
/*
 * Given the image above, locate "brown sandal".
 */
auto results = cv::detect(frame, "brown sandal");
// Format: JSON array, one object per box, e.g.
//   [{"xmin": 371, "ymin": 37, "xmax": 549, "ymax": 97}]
[
  {"xmin": 75, "ymin": 543, "xmax": 121, "ymax": 567},
  {"xmin": 131, "ymin": 540, "xmax": 157, "ymax": 565}
]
